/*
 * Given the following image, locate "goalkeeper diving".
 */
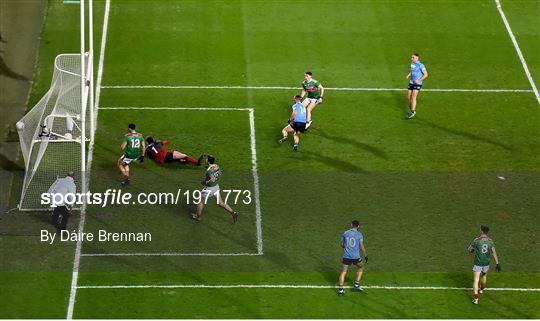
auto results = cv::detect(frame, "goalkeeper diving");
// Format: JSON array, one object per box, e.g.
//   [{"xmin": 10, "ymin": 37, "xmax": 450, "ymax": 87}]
[{"xmin": 145, "ymin": 136, "xmax": 204, "ymax": 166}]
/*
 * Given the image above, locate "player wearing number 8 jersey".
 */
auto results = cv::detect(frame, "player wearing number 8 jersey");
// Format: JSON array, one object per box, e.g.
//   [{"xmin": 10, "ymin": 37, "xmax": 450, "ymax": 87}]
[
  {"xmin": 338, "ymin": 220, "xmax": 368, "ymax": 296},
  {"xmin": 468, "ymin": 225, "xmax": 501, "ymax": 305},
  {"xmin": 118, "ymin": 123, "xmax": 146, "ymax": 186}
]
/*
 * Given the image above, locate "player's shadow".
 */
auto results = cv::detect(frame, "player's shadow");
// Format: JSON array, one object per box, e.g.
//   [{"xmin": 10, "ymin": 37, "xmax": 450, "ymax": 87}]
[
  {"xmin": 311, "ymin": 129, "xmax": 389, "ymax": 160},
  {"xmin": 416, "ymin": 118, "xmax": 512, "ymax": 151},
  {"xmin": 301, "ymin": 150, "xmax": 366, "ymax": 173}
]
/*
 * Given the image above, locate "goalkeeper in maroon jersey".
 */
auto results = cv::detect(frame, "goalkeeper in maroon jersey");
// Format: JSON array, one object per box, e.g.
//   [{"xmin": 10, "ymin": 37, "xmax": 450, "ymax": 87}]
[{"xmin": 145, "ymin": 136, "xmax": 203, "ymax": 166}]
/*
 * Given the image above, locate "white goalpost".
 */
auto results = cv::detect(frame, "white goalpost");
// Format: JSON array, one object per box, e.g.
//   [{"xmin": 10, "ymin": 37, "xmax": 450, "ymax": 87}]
[{"xmin": 17, "ymin": 0, "xmax": 94, "ymax": 211}]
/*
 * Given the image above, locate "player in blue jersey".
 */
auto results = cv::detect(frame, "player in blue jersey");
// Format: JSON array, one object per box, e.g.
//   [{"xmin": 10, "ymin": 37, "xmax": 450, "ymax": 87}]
[
  {"xmin": 338, "ymin": 220, "xmax": 368, "ymax": 296},
  {"xmin": 406, "ymin": 53, "xmax": 428, "ymax": 119},
  {"xmin": 278, "ymin": 95, "xmax": 307, "ymax": 151}
]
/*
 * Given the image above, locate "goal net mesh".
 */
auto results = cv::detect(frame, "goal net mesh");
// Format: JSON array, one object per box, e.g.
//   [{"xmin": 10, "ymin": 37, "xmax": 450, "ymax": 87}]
[{"xmin": 17, "ymin": 54, "xmax": 91, "ymax": 210}]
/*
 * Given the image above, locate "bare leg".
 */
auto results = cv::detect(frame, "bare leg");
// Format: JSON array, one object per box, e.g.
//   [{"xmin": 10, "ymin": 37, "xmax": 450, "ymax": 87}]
[
  {"xmin": 410, "ymin": 90, "xmax": 419, "ymax": 112},
  {"xmin": 472, "ymin": 271, "xmax": 481, "ymax": 302},
  {"xmin": 172, "ymin": 151, "xmax": 187, "ymax": 159},
  {"xmin": 192, "ymin": 200, "xmax": 205, "ymax": 221},
  {"xmin": 306, "ymin": 101, "xmax": 316, "ymax": 123},
  {"xmin": 279, "ymin": 125, "xmax": 294, "ymax": 143},
  {"xmin": 339, "ymin": 265, "xmax": 348, "ymax": 286},
  {"xmin": 338, "ymin": 264, "xmax": 348, "ymax": 295},
  {"xmin": 217, "ymin": 194, "xmax": 234, "ymax": 214},
  {"xmin": 355, "ymin": 263, "xmax": 364, "ymax": 283},
  {"xmin": 480, "ymin": 272, "xmax": 487, "ymax": 291}
]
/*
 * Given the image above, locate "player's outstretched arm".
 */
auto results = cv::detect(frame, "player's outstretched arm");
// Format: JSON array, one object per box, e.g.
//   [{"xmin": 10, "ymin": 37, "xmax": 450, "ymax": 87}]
[
  {"xmin": 406, "ymin": 72, "xmax": 411, "ymax": 79},
  {"xmin": 121, "ymin": 141, "xmax": 127, "ymax": 150}
]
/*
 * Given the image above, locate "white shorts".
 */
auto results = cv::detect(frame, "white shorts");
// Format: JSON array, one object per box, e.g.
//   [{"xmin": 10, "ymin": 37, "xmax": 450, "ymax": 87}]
[
  {"xmin": 202, "ymin": 185, "xmax": 220, "ymax": 200},
  {"xmin": 303, "ymin": 97, "xmax": 319, "ymax": 106},
  {"xmin": 119, "ymin": 155, "xmax": 136, "ymax": 165},
  {"xmin": 472, "ymin": 265, "xmax": 490, "ymax": 273}
]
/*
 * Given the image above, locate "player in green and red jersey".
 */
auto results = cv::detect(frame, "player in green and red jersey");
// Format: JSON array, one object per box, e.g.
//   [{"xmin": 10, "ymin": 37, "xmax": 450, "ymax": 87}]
[
  {"xmin": 191, "ymin": 155, "xmax": 238, "ymax": 223},
  {"xmin": 468, "ymin": 225, "xmax": 501, "ymax": 305},
  {"xmin": 300, "ymin": 71, "xmax": 325, "ymax": 129},
  {"xmin": 118, "ymin": 123, "xmax": 146, "ymax": 186}
]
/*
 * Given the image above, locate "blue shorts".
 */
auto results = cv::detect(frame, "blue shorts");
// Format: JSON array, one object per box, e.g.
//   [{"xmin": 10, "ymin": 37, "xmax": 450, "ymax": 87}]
[
  {"xmin": 342, "ymin": 257, "xmax": 361, "ymax": 265},
  {"xmin": 291, "ymin": 121, "xmax": 306, "ymax": 133}
]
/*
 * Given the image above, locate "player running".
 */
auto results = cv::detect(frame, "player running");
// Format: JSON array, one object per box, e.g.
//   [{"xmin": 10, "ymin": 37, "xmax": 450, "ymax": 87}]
[
  {"xmin": 145, "ymin": 136, "xmax": 203, "ymax": 166},
  {"xmin": 468, "ymin": 225, "xmax": 501, "ymax": 305},
  {"xmin": 300, "ymin": 71, "xmax": 324, "ymax": 128},
  {"xmin": 278, "ymin": 95, "xmax": 307, "ymax": 151},
  {"xmin": 338, "ymin": 220, "xmax": 368, "ymax": 296},
  {"xmin": 406, "ymin": 53, "xmax": 428, "ymax": 119},
  {"xmin": 191, "ymin": 155, "xmax": 238, "ymax": 223},
  {"xmin": 118, "ymin": 123, "xmax": 145, "ymax": 186}
]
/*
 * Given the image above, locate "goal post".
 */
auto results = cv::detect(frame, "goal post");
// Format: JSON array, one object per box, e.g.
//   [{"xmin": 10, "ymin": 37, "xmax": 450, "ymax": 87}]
[
  {"xmin": 17, "ymin": 0, "xmax": 95, "ymax": 211},
  {"xmin": 17, "ymin": 53, "xmax": 93, "ymax": 211}
]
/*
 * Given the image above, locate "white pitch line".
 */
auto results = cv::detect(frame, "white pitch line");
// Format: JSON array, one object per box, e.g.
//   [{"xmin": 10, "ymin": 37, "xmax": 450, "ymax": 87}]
[
  {"xmin": 100, "ymin": 85, "xmax": 533, "ymax": 93},
  {"xmin": 248, "ymin": 108, "xmax": 263, "ymax": 254},
  {"xmin": 495, "ymin": 0, "xmax": 540, "ymax": 104},
  {"xmin": 99, "ymin": 106, "xmax": 250, "ymax": 111},
  {"xmin": 81, "ymin": 252, "xmax": 262, "ymax": 257},
  {"xmin": 66, "ymin": 0, "xmax": 110, "ymax": 319},
  {"xmin": 76, "ymin": 284, "xmax": 540, "ymax": 292}
]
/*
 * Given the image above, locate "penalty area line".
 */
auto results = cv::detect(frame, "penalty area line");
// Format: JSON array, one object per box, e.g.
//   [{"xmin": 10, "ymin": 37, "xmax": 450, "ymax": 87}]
[
  {"xmin": 100, "ymin": 85, "xmax": 534, "ymax": 93},
  {"xmin": 81, "ymin": 252, "xmax": 262, "ymax": 257},
  {"xmin": 76, "ymin": 284, "xmax": 540, "ymax": 292},
  {"xmin": 99, "ymin": 106, "xmax": 251, "ymax": 111}
]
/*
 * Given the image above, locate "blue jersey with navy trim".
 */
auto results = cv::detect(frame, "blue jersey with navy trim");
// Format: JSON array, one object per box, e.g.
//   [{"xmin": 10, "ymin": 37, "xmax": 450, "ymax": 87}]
[
  {"xmin": 341, "ymin": 228, "xmax": 363, "ymax": 259},
  {"xmin": 410, "ymin": 61, "xmax": 427, "ymax": 85},
  {"xmin": 292, "ymin": 102, "xmax": 307, "ymax": 123}
]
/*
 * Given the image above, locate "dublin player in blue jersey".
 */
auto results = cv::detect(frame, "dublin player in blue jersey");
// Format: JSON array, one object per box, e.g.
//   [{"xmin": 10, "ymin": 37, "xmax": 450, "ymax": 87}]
[
  {"xmin": 406, "ymin": 53, "xmax": 428, "ymax": 119},
  {"xmin": 338, "ymin": 220, "xmax": 368, "ymax": 296},
  {"xmin": 279, "ymin": 95, "xmax": 307, "ymax": 151}
]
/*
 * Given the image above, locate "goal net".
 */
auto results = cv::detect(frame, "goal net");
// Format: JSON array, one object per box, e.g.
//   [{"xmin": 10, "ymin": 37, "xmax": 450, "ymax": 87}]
[{"xmin": 17, "ymin": 53, "xmax": 93, "ymax": 211}]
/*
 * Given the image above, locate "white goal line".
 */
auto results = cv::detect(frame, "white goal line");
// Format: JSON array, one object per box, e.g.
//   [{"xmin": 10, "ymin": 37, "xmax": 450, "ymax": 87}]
[
  {"xmin": 100, "ymin": 85, "xmax": 533, "ymax": 93},
  {"xmin": 76, "ymin": 284, "xmax": 540, "ymax": 292},
  {"xmin": 81, "ymin": 252, "xmax": 261, "ymax": 257}
]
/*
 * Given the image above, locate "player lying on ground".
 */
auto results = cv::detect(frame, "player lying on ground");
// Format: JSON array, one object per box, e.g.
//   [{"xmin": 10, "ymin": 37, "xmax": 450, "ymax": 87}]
[
  {"xmin": 279, "ymin": 95, "xmax": 307, "ymax": 151},
  {"xmin": 300, "ymin": 71, "xmax": 324, "ymax": 128},
  {"xmin": 118, "ymin": 123, "xmax": 145, "ymax": 186},
  {"xmin": 191, "ymin": 155, "xmax": 238, "ymax": 223},
  {"xmin": 468, "ymin": 225, "xmax": 501, "ymax": 305},
  {"xmin": 145, "ymin": 136, "xmax": 203, "ymax": 166}
]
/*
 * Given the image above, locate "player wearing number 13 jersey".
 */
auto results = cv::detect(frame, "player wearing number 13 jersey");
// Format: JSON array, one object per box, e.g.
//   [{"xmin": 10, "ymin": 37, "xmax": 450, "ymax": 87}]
[
  {"xmin": 118, "ymin": 123, "xmax": 146, "ymax": 186},
  {"xmin": 338, "ymin": 220, "xmax": 368, "ymax": 296},
  {"xmin": 300, "ymin": 71, "xmax": 324, "ymax": 129},
  {"xmin": 468, "ymin": 225, "xmax": 501, "ymax": 305}
]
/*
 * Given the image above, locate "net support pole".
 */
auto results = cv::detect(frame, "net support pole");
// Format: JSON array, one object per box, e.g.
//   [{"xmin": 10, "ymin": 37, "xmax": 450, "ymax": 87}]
[
  {"xmin": 80, "ymin": 0, "xmax": 87, "ymax": 207},
  {"xmin": 88, "ymin": 0, "xmax": 95, "ymax": 143}
]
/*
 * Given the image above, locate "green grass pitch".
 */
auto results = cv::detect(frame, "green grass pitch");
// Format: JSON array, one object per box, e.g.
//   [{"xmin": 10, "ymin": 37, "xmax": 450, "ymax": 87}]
[{"xmin": 1, "ymin": 0, "xmax": 539, "ymax": 318}]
